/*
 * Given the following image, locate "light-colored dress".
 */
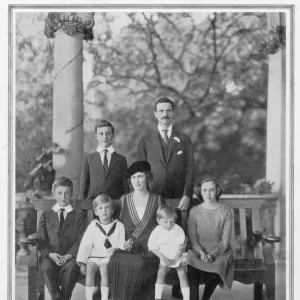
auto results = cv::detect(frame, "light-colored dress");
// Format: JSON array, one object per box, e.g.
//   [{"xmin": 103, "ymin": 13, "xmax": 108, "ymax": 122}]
[
  {"xmin": 186, "ymin": 204, "xmax": 234, "ymax": 290},
  {"xmin": 148, "ymin": 224, "xmax": 186, "ymax": 268}
]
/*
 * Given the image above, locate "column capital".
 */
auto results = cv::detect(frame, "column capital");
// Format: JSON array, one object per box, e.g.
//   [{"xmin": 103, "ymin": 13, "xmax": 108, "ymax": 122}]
[
  {"xmin": 44, "ymin": 12, "xmax": 95, "ymax": 41},
  {"xmin": 262, "ymin": 26, "xmax": 286, "ymax": 55},
  {"xmin": 263, "ymin": 12, "xmax": 286, "ymax": 55}
]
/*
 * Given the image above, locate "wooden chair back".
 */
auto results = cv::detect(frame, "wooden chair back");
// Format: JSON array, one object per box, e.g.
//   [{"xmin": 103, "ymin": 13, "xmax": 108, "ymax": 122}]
[{"xmin": 219, "ymin": 197, "xmax": 265, "ymax": 260}]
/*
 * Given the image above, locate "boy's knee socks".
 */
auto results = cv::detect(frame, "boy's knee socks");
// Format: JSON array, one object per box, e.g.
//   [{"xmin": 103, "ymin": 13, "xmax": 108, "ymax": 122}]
[
  {"xmin": 101, "ymin": 286, "xmax": 109, "ymax": 300},
  {"xmin": 85, "ymin": 286, "xmax": 94, "ymax": 300},
  {"xmin": 181, "ymin": 286, "xmax": 190, "ymax": 300},
  {"xmin": 155, "ymin": 283, "xmax": 164, "ymax": 299}
]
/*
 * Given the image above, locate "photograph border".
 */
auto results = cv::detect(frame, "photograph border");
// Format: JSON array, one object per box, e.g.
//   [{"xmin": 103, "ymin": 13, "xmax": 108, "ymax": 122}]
[{"xmin": 8, "ymin": 4, "xmax": 295, "ymax": 300}]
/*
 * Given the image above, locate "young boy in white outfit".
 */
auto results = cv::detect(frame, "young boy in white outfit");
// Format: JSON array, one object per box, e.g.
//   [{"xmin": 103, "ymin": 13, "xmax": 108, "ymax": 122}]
[
  {"xmin": 77, "ymin": 194, "xmax": 125, "ymax": 300},
  {"xmin": 148, "ymin": 204, "xmax": 190, "ymax": 300}
]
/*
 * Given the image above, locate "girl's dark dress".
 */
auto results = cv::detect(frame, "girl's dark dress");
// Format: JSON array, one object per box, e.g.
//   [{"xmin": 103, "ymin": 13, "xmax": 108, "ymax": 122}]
[{"xmin": 108, "ymin": 193, "xmax": 162, "ymax": 300}]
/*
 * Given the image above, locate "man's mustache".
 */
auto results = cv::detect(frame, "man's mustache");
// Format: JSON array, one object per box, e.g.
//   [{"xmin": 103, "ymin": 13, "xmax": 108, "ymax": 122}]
[{"xmin": 162, "ymin": 116, "xmax": 170, "ymax": 119}]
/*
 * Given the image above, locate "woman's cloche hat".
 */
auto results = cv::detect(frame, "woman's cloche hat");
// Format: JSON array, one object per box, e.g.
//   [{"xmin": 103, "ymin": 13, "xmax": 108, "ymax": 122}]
[{"xmin": 125, "ymin": 161, "xmax": 151, "ymax": 179}]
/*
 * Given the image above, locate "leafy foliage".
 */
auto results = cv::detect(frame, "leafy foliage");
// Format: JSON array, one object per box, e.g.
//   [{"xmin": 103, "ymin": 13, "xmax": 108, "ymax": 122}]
[
  {"xmin": 85, "ymin": 12, "xmax": 271, "ymax": 188},
  {"xmin": 15, "ymin": 13, "xmax": 53, "ymax": 191}
]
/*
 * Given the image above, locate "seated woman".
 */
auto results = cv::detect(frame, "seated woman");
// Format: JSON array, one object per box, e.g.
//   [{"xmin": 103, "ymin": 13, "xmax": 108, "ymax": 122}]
[
  {"xmin": 187, "ymin": 176, "xmax": 234, "ymax": 300},
  {"xmin": 108, "ymin": 161, "xmax": 163, "ymax": 300}
]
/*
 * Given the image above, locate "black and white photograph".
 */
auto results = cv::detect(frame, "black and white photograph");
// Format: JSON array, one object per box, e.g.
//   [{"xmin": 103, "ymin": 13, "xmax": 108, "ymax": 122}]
[{"xmin": 5, "ymin": 3, "xmax": 296, "ymax": 300}]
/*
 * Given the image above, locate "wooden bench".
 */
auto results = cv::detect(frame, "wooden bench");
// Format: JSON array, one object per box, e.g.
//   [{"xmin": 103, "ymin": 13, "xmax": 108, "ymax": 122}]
[
  {"xmin": 219, "ymin": 195, "xmax": 281, "ymax": 300},
  {"xmin": 22, "ymin": 196, "xmax": 281, "ymax": 300},
  {"xmin": 22, "ymin": 198, "xmax": 186, "ymax": 300},
  {"xmin": 167, "ymin": 195, "xmax": 281, "ymax": 299}
]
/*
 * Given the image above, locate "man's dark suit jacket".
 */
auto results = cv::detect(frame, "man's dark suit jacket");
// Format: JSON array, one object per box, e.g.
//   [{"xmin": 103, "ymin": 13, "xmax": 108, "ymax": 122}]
[
  {"xmin": 79, "ymin": 151, "xmax": 128, "ymax": 200},
  {"xmin": 137, "ymin": 128, "xmax": 195, "ymax": 199},
  {"xmin": 37, "ymin": 209, "xmax": 87, "ymax": 258}
]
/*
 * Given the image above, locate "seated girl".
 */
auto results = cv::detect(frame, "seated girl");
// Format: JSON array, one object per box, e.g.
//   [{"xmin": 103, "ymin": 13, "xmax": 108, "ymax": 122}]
[
  {"xmin": 187, "ymin": 176, "xmax": 234, "ymax": 300},
  {"xmin": 76, "ymin": 194, "xmax": 125, "ymax": 300}
]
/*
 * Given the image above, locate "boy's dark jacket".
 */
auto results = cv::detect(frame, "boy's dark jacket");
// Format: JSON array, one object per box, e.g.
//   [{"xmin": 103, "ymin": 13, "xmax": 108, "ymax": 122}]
[
  {"xmin": 79, "ymin": 151, "xmax": 129, "ymax": 200},
  {"xmin": 37, "ymin": 209, "xmax": 87, "ymax": 258}
]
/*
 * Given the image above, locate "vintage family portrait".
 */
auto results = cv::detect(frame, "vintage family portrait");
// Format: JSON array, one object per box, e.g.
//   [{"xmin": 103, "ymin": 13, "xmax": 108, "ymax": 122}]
[{"xmin": 8, "ymin": 4, "xmax": 294, "ymax": 300}]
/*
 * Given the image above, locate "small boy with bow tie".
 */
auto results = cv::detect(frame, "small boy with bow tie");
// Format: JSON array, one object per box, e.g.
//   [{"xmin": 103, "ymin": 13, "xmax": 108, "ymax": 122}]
[
  {"xmin": 37, "ymin": 177, "xmax": 87, "ymax": 300},
  {"xmin": 77, "ymin": 194, "xmax": 125, "ymax": 300}
]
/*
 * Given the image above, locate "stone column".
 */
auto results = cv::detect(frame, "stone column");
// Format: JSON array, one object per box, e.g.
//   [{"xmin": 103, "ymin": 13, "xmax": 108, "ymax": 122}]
[
  {"xmin": 45, "ymin": 13, "xmax": 95, "ymax": 197},
  {"xmin": 266, "ymin": 12, "xmax": 286, "ymax": 257}
]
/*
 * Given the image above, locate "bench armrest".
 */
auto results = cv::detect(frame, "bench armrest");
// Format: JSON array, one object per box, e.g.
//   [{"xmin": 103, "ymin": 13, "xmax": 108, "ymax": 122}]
[
  {"xmin": 29, "ymin": 245, "xmax": 38, "ymax": 268},
  {"xmin": 253, "ymin": 230, "xmax": 282, "ymax": 244}
]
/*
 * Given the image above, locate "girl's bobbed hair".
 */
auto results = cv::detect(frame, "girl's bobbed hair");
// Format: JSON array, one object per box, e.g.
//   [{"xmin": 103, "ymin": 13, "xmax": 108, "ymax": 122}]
[{"xmin": 195, "ymin": 175, "xmax": 223, "ymax": 201}]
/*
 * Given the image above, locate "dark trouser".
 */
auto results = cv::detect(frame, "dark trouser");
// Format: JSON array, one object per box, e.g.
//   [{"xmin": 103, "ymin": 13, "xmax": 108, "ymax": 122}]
[
  {"xmin": 39, "ymin": 257, "xmax": 80, "ymax": 300},
  {"xmin": 188, "ymin": 265, "xmax": 221, "ymax": 300}
]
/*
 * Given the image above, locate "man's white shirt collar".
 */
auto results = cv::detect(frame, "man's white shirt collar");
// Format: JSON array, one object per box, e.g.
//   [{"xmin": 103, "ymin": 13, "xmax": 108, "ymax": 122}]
[
  {"xmin": 52, "ymin": 203, "xmax": 73, "ymax": 213},
  {"xmin": 158, "ymin": 124, "xmax": 172, "ymax": 138},
  {"xmin": 96, "ymin": 145, "xmax": 115, "ymax": 154}
]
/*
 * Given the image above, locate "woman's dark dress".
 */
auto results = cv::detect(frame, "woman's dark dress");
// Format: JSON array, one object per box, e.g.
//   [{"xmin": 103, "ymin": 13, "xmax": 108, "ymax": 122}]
[{"xmin": 108, "ymin": 193, "xmax": 162, "ymax": 300}]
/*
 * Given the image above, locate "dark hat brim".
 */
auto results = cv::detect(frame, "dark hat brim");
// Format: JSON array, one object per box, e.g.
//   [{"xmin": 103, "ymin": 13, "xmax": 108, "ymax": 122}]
[{"xmin": 126, "ymin": 161, "xmax": 151, "ymax": 180}]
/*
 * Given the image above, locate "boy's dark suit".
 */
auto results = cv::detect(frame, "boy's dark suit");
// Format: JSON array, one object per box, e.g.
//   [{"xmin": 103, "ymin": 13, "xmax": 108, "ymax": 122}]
[
  {"xmin": 79, "ymin": 151, "xmax": 128, "ymax": 200},
  {"xmin": 137, "ymin": 128, "xmax": 195, "ymax": 199},
  {"xmin": 38, "ymin": 209, "xmax": 87, "ymax": 300}
]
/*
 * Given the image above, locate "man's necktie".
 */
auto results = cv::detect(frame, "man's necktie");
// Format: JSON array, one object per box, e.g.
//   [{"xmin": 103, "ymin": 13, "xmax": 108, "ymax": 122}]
[
  {"xmin": 59, "ymin": 208, "xmax": 65, "ymax": 231},
  {"xmin": 96, "ymin": 222, "xmax": 117, "ymax": 248},
  {"xmin": 103, "ymin": 149, "xmax": 108, "ymax": 173},
  {"xmin": 162, "ymin": 129, "xmax": 169, "ymax": 145}
]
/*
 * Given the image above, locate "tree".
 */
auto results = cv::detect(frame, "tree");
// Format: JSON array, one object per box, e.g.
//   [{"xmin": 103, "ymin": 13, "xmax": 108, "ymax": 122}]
[
  {"xmin": 15, "ymin": 12, "xmax": 279, "ymax": 192},
  {"xmin": 15, "ymin": 12, "xmax": 53, "ymax": 192},
  {"xmin": 84, "ymin": 12, "xmax": 273, "ymax": 187}
]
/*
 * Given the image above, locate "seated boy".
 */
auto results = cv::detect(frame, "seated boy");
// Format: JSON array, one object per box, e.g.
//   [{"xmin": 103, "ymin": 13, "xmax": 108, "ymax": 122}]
[
  {"xmin": 37, "ymin": 176, "xmax": 87, "ymax": 300},
  {"xmin": 148, "ymin": 204, "xmax": 190, "ymax": 300},
  {"xmin": 76, "ymin": 194, "xmax": 125, "ymax": 300},
  {"xmin": 79, "ymin": 120, "xmax": 129, "ymax": 203}
]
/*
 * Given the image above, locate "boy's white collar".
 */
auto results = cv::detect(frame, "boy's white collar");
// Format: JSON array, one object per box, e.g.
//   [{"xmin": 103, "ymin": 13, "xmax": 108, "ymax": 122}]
[
  {"xmin": 52, "ymin": 203, "xmax": 73, "ymax": 213},
  {"xmin": 96, "ymin": 145, "xmax": 115, "ymax": 153}
]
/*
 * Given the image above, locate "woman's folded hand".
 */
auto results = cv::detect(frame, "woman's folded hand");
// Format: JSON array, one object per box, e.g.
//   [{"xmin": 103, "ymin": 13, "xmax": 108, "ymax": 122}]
[{"xmin": 124, "ymin": 239, "xmax": 134, "ymax": 251}]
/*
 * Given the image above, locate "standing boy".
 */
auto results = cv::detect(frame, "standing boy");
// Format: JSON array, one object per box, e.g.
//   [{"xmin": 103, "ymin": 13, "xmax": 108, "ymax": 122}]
[
  {"xmin": 37, "ymin": 176, "xmax": 87, "ymax": 300},
  {"xmin": 79, "ymin": 120, "xmax": 129, "ymax": 201}
]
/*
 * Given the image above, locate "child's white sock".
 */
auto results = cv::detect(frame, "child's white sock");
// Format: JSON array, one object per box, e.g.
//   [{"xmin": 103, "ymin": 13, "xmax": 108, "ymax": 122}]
[
  {"xmin": 155, "ymin": 283, "xmax": 164, "ymax": 299},
  {"xmin": 101, "ymin": 286, "xmax": 109, "ymax": 300},
  {"xmin": 181, "ymin": 286, "xmax": 190, "ymax": 300},
  {"xmin": 85, "ymin": 286, "xmax": 94, "ymax": 300}
]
